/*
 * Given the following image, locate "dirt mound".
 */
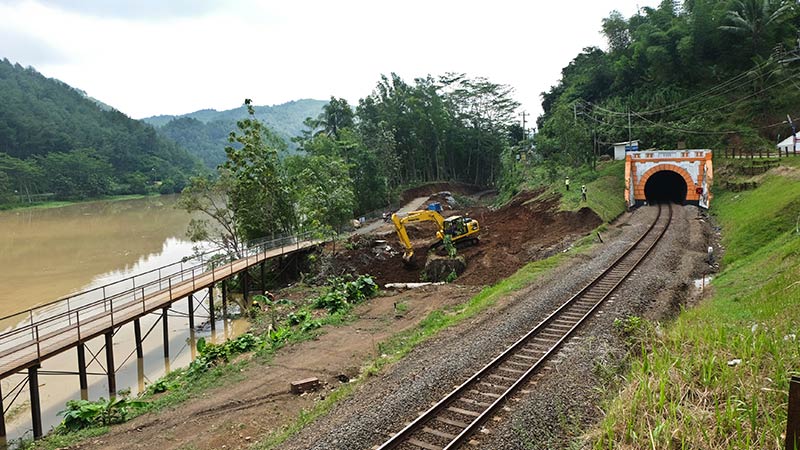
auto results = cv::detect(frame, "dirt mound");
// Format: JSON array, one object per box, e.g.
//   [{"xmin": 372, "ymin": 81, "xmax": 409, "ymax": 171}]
[
  {"xmin": 399, "ymin": 182, "xmax": 484, "ymax": 204},
  {"xmin": 456, "ymin": 189, "xmax": 601, "ymax": 285},
  {"xmin": 325, "ymin": 189, "xmax": 601, "ymax": 287}
]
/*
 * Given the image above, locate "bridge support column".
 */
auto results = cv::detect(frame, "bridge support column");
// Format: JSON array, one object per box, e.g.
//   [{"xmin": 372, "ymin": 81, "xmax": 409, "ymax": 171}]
[
  {"xmin": 29, "ymin": 366, "xmax": 42, "ymax": 439},
  {"xmin": 187, "ymin": 295, "xmax": 195, "ymax": 330},
  {"xmin": 242, "ymin": 271, "xmax": 250, "ymax": 306},
  {"xmin": 221, "ymin": 280, "xmax": 228, "ymax": 318},
  {"xmin": 104, "ymin": 332, "xmax": 116, "ymax": 397},
  {"xmin": 260, "ymin": 261, "xmax": 266, "ymax": 294},
  {"xmin": 134, "ymin": 319, "xmax": 143, "ymax": 359},
  {"xmin": 208, "ymin": 287, "xmax": 215, "ymax": 332},
  {"xmin": 162, "ymin": 307, "xmax": 169, "ymax": 360},
  {"xmin": 77, "ymin": 343, "xmax": 88, "ymax": 399},
  {"xmin": 0, "ymin": 383, "xmax": 6, "ymax": 443}
]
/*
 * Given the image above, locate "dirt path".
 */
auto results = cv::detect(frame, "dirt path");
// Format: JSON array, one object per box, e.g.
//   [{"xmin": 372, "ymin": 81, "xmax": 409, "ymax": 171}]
[
  {"xmin": 354, "ymin": 195, "xmax": 429, "ymax": 236},
  {"xmin": 79, "ymin": 284, "xmax": 480, "ymax": 450}
]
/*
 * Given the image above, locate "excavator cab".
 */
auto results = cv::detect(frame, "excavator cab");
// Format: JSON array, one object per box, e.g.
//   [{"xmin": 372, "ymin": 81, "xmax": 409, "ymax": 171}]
[{"xmin": 442, "ymin": 216, "xmax": 477, "ymax": 238}]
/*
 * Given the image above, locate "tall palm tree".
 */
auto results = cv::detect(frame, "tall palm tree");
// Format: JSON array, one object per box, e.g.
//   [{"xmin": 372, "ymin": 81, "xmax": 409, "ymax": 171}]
[{"xmin": 719, "ymin": 0, "xmax": 796, "ymax": 55}]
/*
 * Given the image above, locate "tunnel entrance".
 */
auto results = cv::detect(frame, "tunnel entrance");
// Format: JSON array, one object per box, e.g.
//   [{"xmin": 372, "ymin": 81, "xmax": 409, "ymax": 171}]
[{"xmin": 644, "ymin": 170, "xmax": 687, "ymax": 204}]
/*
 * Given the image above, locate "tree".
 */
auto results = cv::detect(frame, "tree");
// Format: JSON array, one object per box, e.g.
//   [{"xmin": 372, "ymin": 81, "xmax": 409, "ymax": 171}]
[
  {"xmin": 179, "ymin": 171, "xmax": 243, "ymax": 257},
  {"xmin": 36, "ymin": 148, "xmax": 113, "ymax": 199},
  {"xmin": 719, "ymin": 0, "xmax": 796, "ymax": 56},
  {"xmin": 602, "ymin": 10, "xmax": 631, "ymax": 52},
  {"xmin": 285, "ymin": 154, "xmax": 354, "ymax": 232},
  {"xmin": 222, "ymin": 99, "xmax": 295, "ymax": 240}
]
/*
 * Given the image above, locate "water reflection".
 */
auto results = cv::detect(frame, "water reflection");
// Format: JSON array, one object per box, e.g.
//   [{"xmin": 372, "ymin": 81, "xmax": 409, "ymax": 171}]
[{"xmin": 0, "ymin": 196, "xmax": 249, "ymax": 444}]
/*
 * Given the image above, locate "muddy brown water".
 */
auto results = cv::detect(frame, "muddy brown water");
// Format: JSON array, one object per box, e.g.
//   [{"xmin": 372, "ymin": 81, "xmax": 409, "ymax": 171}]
[{"xmin": 0, "ymin": 195, "xmax": 248, "ymax": 444}]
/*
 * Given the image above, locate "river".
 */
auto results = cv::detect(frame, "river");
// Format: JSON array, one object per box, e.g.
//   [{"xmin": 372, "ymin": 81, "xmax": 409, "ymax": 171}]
[{"xmin": 0, "ymin": 195, "xmax": 248, "ymax": 444}]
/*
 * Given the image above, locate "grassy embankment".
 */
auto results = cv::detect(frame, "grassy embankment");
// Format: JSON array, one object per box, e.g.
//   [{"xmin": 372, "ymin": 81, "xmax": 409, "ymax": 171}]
[
  {"xmin": 594, "ymin": 158, "xmax": 800, "ymax": 449},
  {"xmin": 503, "ymin": 159, "xmax": 627, "ymax": 223},
  {"xmin": 0, "ymin": 194, "xmax": 159, "ymax": 211}
]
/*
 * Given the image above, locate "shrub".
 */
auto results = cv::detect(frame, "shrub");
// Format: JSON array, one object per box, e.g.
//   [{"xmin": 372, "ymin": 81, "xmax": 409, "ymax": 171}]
[
  {"xmin": 313, "ymin": 275, "xmax": 378, "ymax": 313},
  {"xmin": 59, "ymin": 397, "xmax": 145, "ymax": 432}
]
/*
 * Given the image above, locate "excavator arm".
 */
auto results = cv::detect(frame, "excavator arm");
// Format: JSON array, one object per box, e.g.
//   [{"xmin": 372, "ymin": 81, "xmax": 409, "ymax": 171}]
[{"xmin": 391, "ymin": 210, "xmax": 445, "ymax": 262}]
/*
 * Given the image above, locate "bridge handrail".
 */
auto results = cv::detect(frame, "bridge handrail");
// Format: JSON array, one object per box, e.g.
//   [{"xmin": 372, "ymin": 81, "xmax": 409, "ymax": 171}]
[{"xmin": 0, "ymin": 229, "xmax": 330, "ymax": 341}]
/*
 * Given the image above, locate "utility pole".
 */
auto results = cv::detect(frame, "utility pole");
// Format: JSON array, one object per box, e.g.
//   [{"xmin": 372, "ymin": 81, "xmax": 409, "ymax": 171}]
[
  {"xmin": 628, "ymin": 105, "xmax": 633, "ymax": 147},
  {"xmin": 521, "ymin": 111, "xmax": 527, "ymax": 141},
  {"xmin": 788, "ymin": 114, "xmax": 796, "ymax": 156},
  {"xmin": 574, "ymin": 103, "xmax": 578, "ymax": 124}
]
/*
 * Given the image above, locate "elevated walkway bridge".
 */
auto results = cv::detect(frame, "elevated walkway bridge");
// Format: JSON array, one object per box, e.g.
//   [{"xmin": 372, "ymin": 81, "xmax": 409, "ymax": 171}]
[{"xmin": 0, "ymin": 231, "xmax": 328, "ymax": 440}]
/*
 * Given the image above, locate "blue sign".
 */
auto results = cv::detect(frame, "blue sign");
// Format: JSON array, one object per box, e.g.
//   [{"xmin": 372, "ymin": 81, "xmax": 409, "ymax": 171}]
[{"xmin": 625, "ymin": 144, "xmax": 639, "ymax": 152}]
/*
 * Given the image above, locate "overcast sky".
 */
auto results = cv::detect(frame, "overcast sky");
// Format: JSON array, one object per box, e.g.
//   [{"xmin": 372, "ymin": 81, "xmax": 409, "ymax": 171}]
[{"xmin": 0, "ymin": 0, "xmax": 659, "ymax": 122}]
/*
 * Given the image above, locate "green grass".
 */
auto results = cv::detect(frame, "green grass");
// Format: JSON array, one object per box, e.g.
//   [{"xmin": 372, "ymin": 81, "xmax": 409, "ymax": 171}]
[
  {"xmin": 593, "ymin": 162, "xmax": 800, "ymax": 449},
  {"xmin": 17, "ymin": 426, "xmax": 109, "ymax": 450},
  {"xmin": 1, "ymin": 194, "xmax": 158, "ymax": 211}
]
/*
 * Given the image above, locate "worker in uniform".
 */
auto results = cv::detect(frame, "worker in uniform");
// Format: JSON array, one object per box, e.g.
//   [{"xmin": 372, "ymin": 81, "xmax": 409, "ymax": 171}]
[
  {"xmin": 565, "ymin": 176, "xmax": 570, "ymax": 191},
  {"xmin": 581, "ymin": 185, "xmax": 587, "ymax": 201}
]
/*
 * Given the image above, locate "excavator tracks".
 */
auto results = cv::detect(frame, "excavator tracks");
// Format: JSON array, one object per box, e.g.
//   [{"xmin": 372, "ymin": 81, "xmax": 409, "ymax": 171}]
[{"xmin": 376, "ymin": 204, "xmax": 673, "ymax": 450}]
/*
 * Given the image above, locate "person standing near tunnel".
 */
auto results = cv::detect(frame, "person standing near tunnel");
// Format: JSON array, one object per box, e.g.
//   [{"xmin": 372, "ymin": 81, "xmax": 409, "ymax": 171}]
[
  {"xmin": 581, "ymin": 185, "xmax": 587, "ymax": 202},
  {"xmin": 565, "ymin": 176, "xmax": 570, "ymax": 191}
]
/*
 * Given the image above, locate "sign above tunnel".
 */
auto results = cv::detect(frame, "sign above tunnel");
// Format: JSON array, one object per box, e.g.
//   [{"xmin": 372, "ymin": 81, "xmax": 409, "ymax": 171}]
[{"xmin": 624, "ymin": 149, "xmax": 713, "ymax": 209}]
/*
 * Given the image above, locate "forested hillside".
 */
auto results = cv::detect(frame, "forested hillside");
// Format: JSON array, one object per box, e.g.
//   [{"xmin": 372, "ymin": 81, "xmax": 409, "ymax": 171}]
[
  {"xmin": 145, "ymin": 99, "xmax": 326, "ymax": 167},
  {"xmin": 537, "ymin": 0, "xmax": 800, "ymax": 167},
  {"xmin": 0, "ymin": 59, "xmax": 202, "ymax": 204}
]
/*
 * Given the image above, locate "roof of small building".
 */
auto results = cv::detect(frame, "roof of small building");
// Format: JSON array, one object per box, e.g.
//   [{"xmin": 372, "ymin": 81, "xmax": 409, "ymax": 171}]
[{"xmin": 777, "ymin": 135, "xmax": 797, "ymax": 147}]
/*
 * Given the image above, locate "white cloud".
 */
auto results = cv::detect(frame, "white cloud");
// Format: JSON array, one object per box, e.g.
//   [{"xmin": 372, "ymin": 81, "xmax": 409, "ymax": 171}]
[{"xmin": 0, "ymin": 0, "xmax": 659, "ymax": 121}]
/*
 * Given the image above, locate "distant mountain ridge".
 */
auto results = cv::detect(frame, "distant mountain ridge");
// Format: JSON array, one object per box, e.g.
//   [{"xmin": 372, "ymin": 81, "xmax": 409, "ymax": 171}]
[
  {"xmin": 0, "ymin": 58, "xmax": 202, "ymax": 203},
  {"xmin": 143, "ymin": 99, "xmax": 326, "ymax": 168}
]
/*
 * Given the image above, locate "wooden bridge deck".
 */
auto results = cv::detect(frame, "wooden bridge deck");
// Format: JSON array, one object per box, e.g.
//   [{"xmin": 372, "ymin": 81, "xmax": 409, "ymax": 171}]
[{"xmin": 0, "ymin": 239, "xmax": 322, "ymax": 379}]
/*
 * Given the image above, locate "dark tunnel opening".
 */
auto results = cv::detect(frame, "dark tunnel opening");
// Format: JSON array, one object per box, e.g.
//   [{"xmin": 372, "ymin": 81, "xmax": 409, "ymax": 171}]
[{"xmin": 644, "ymin": 170, "xmax": 687, "ymax": 204}]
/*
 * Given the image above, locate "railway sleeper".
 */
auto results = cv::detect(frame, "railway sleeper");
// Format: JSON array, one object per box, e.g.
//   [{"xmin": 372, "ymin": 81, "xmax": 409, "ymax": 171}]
[
  {"xmin": 487, "ymin": 373, "xmax": 517, "ymax": 383},
  {"xmin": 469, "ymin": 389, "xmax": 501, "ymax": 399},
  {"xmin": 503, "ymin": 359, "xmax": 530, "ymax": 369},
  {"xmin": 497, "ymin": 365, "xmax": 525, "ymax": 375},
  {"xmin": 422, "ymin": 426, "xmax": 457, "ymax": 441},
  {"xmin": 435, "ymin": 416, "xmax": 469, "ymax": 429},
  {"xmin": 447, "ymin": 406, "xmax": 481, "ymax": 418},
  {"xmin": 477, "ymin": 381, "xmax": 509, "ymax": 393},
  {"xmin": 405, "ymin": 437, "xmax": 441, "ymax": 450},
  {"xmin": 538, "ymin": 330, "xmax": 566, "ymax": 339},
  {"xmin": 512, "ymin": 353, "xmax": 539, "ymax": 361},
  {"xmin": 458, "ymin": 397, "xmax": 492, "ymax": 409}
]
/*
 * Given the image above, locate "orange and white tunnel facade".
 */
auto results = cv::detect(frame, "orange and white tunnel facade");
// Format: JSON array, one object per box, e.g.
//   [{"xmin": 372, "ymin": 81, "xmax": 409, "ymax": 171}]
[{"xmin": 624, "ymin": 149, "xmax": 713, "ymax": 209}]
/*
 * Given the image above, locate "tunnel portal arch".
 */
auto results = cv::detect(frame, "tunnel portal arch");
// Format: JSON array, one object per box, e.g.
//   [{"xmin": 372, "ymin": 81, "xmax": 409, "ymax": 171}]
[
  {"xmin": 638, "ymin": 164, "xmax": 695, "ymax": 205},
  {"xmin": 625, "ymin": 150, "xmax": 712, "ymax": 208},
  {"xmin": 643, "ymin": 170, "xmax": 688, "ymax": 203}
]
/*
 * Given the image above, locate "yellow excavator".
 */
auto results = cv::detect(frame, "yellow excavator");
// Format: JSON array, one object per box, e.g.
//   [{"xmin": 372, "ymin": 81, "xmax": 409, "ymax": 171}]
[{"xmin": 391, "ymin": 208, "xmax": 480, "ymax": 262}]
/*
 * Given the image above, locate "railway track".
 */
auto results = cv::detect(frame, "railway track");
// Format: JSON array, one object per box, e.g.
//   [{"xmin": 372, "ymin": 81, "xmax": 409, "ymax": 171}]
[{"xmin": 376, "ymin": 203, "xmax": 673, "ymax": 450}]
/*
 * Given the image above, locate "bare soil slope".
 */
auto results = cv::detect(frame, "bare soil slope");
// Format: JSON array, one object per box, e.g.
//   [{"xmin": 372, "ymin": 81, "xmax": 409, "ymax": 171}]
[{"xmin": 329, "ymin": 189, "xmax": 601, "ymax": 286}]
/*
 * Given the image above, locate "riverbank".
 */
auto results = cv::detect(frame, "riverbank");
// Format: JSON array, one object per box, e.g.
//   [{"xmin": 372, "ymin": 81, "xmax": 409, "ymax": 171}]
[{"xmin": 0, "ymin": 193, "xmax": 161, "ymax": 211}]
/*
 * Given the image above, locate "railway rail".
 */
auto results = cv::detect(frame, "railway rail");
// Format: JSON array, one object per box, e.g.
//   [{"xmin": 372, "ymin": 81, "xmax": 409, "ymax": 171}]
[{"xmin": 376, "ymin": 203, "xmax": 673, "ymax": 450}]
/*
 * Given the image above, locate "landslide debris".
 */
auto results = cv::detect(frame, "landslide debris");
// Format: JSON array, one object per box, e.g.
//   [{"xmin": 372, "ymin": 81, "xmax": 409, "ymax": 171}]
[{"xmin": 323, "ymin": 188, "xmax": 602, "ymax": 286}]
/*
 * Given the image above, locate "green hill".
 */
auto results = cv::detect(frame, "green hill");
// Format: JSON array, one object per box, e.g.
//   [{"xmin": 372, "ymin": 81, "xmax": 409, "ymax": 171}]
[
  {"xmin": 0, "ymin": 58, "xmax": 203, "ymax": 204},
  {"xmin": 145, "ymin": 99, "xmax": 327, "ymax": 168},
  {"xmin": 536, "ymin": 1, "xmax": 800, "ymax": 165}
]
